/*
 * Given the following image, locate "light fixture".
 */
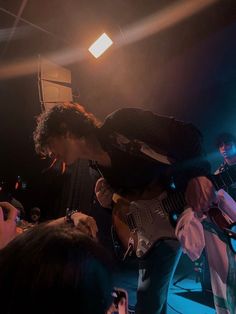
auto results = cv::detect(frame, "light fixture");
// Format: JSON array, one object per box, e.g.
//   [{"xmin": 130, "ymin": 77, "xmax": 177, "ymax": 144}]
[{"xmin": 88, "ymin": 33, "xmax": 113, "ymax": 58}]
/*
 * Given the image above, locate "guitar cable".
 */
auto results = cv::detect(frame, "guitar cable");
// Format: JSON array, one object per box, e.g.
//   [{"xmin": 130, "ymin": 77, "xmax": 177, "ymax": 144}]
[{"xmin": 122, "ymin": 242, "xmax": 134, "ymax": 262}]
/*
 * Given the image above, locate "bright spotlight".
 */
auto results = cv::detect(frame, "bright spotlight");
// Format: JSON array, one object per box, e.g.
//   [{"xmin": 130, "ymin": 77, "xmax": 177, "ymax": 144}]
[{"xmin": 88, "ymin": 33, "xmax": 113, "ymax": 58}]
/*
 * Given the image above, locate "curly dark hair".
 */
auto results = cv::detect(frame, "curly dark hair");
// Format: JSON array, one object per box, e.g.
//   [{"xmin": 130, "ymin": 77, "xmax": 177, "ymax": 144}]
[
  {"xmin": 33, "ymin": 103, "xmax": 101, "ymax": 156},
  {"xmin": 215, "ymin": 132, "xmax": 236, "ymax": 148}
]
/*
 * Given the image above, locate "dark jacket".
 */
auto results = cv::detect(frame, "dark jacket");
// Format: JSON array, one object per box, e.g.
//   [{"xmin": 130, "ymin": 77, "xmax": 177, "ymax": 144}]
[{"xmin": 95, "ymin": 107, "xmax": 210, "ymax": 194}]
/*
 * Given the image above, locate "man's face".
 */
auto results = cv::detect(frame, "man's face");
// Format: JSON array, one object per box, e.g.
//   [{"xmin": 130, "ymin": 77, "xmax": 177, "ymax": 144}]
[
  {"xmin": 219, "ymin": 141, "xmax": 236, "ymax": 160},
  {"xmin": 47, "ymin": 135, "xmax": 85, "ymax": 165}
]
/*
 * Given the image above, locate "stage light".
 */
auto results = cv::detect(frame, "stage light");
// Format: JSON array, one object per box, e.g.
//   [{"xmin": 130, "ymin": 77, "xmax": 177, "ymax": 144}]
[{"xmin": 88, "ymin": 33, "xmax": 113, "ymax": 58}]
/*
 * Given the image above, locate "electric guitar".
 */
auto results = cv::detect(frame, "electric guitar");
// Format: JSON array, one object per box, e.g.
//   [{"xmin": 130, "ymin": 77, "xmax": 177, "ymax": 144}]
[{"xmin": 112, "ymin": 165, "xmax": 236, "ymax": 258}]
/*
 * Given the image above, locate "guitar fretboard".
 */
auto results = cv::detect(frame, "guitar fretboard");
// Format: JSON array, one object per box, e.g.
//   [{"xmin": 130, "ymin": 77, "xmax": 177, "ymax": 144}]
[
  {"xmin": 161, "ymin": 165, "xmax": 236, "ymax": 214},
  {"xmin": 161, "ymin": 191, "xmax": 186, "ymax": 214}
]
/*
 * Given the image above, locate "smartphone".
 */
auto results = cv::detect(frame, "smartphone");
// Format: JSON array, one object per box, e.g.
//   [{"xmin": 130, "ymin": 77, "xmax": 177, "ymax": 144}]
[{"xmin": 110, "ymin": 288, "xmax": 128, "ymax": 314}]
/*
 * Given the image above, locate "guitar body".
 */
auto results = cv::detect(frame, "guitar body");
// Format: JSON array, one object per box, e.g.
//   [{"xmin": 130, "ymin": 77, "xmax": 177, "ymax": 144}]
[
  {"xmin": 111, "ymin": 165, "xmax": 236, "ymax": 258},
  {"xmin": 112, "ymin": 192, "xmax": 176, "ymax": 258}
]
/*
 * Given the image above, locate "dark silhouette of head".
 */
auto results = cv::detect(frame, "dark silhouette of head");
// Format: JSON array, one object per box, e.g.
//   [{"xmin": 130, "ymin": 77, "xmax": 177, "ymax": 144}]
[
  {"xmin": 29, "ymin": 207, "xmax": 41, "ymax": 223},
  {"xmin": 0, "ymin": 223, "xmax": 113, "ymax": 314}
]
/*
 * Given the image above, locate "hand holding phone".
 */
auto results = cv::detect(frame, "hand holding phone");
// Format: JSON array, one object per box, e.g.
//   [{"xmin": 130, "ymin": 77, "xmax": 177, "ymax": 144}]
[{"xmin": 107, "ymin": 288, "xmax": 128, "ymax": 314}]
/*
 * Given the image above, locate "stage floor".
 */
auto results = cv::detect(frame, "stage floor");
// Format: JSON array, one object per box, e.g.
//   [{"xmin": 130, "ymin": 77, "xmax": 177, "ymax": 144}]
[
  {"xmin": 168, "ymin": 278, "xmax": 215, "ymax": 314},
  {"xmin": 113, "ymin": 265, "xmax": 215, "ymax": 314}
]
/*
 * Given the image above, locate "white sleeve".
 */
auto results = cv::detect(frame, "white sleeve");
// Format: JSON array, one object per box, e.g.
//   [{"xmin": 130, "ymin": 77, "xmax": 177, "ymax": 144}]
[{"xmin": 175, "ymin": 207, "xmax": 205, "ymax": 261}]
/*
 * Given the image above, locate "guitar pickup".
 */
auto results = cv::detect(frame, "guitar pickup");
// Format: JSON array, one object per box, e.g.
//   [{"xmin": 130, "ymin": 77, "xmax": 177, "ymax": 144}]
[{"xmin": 126, "ymin": 213, "xmax": 137, "ymax": 231}]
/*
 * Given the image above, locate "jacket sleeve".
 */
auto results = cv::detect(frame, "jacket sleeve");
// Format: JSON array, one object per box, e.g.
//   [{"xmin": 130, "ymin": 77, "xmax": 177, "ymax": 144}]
[{"xmin": 102, "ymin": 107, "xmax": 211, "ymax": 179}]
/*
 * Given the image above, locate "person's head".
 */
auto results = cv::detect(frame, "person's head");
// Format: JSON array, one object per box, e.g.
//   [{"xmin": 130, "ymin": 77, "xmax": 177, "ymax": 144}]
[
  {"xmin": 29, "ymin": 207, "xmax": 41, "ymax": 223},
  {"xmin": 33, "ymin": 103, "xmax": 101, "ymax": 164},
  {"xmin": 216, "ymin": 132, "xmax": 236, "ymax": 164},
  {"xmin": 0, "ymin": 223, "xmax": 113, "ymax": 314}
]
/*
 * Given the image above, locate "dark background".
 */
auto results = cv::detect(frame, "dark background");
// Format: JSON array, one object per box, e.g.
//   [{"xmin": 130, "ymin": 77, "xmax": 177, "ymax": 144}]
[{"xmin": 0, "ymin": 0, "xmax": 236, "ymax": 217}]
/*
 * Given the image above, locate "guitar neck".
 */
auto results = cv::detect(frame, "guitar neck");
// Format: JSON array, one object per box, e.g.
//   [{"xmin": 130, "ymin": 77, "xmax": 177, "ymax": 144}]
[
  {"xmin": 161, "ymin": 191, "xmax": 186, "ymax": 214},
  {"xmin": 113, "ymin": 166, "xmax": 236, "ymax": 219},
  {"xmin": 162, "ymin": 166, "xmax": 236, "ymax": 215}
]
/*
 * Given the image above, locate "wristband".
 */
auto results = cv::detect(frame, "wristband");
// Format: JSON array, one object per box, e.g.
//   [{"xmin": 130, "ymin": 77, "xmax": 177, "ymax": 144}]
[{"xmin": 65, "ymin": 208, "xmax": 80, "ymax": 223}]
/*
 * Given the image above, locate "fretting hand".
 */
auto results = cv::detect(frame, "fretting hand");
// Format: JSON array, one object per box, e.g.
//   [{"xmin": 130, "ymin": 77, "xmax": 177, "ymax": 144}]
[{"xmin": 185, "ymin": 176, "xmax": 217, "ymax": 214}]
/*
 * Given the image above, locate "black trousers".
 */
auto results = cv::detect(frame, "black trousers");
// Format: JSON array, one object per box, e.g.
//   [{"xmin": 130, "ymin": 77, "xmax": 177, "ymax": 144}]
[
  {"xmin": 112, "ymin": 239, "xmax": 181, "ymax": 314},
  {"xmin": 136, "ymin": 239, "xmax": 181, "ymax": 314}
]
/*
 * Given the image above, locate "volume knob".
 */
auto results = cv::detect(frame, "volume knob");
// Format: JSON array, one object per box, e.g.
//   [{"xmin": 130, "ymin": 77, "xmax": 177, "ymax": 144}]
[{"xmin": 136, "ymin": 249, "xmax": 144, "ymax": 257}]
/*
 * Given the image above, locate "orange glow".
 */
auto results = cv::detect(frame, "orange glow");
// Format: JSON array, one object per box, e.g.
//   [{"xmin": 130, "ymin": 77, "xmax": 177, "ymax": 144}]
[{"xmin": 0, "ymin": 0, "xmax": 218, "ymax": 79}]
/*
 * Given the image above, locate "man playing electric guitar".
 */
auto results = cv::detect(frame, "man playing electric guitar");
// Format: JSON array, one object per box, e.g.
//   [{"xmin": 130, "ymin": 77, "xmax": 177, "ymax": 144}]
[{"xmin": 33, "ymin": 104, "xmax": 215, "ymax": 314}]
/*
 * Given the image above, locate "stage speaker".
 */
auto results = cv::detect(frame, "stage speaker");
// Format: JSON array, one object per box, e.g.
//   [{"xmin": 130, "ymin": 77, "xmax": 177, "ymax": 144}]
[{"xmin": 38, "ymin": 57, "xmax": 73, "ymax": 111}]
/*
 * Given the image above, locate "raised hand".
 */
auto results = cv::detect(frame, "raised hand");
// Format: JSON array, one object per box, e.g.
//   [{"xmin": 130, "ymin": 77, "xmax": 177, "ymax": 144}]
[
  {"xmin": 0, "ymin": 202, "xmax": 17, "ymax": 249},
  {"xmin": 70, "ymin": 212, "xmax": 98, "ymax": 239}
]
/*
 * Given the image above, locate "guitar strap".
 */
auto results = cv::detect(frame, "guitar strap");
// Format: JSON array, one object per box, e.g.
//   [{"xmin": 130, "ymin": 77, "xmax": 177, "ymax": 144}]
[{"xmin": 110, "ymin": 132, "xmax": 175, "ymax": 165}]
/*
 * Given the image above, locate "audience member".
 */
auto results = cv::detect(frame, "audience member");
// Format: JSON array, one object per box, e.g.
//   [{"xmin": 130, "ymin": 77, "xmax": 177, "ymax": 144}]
[{"xmin": 0, "ymin": 222, "xmax": 114, "ymax": 314}]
